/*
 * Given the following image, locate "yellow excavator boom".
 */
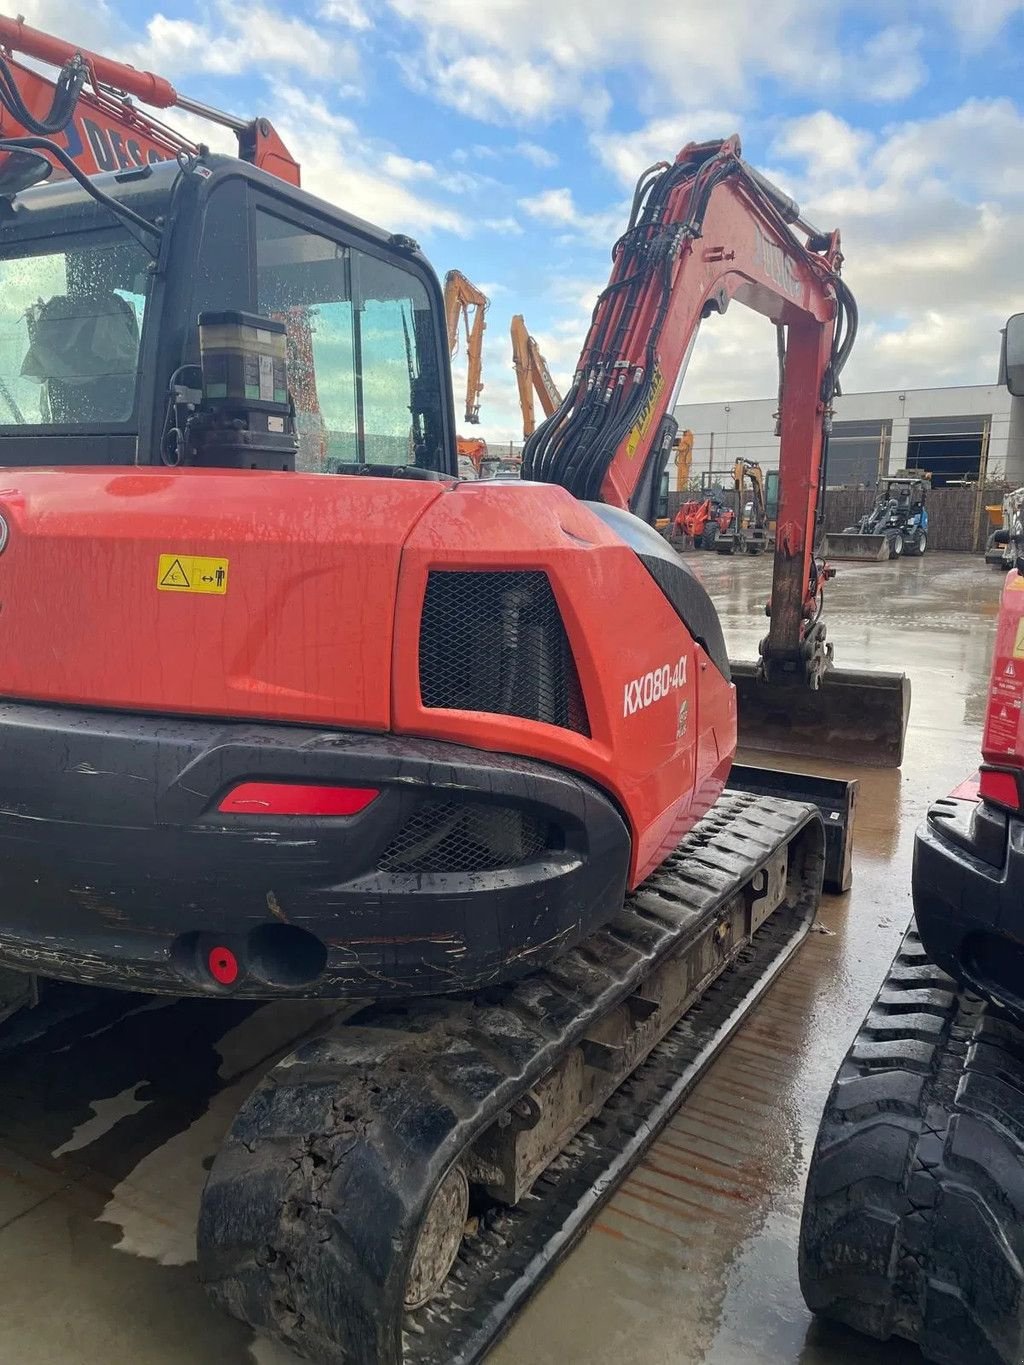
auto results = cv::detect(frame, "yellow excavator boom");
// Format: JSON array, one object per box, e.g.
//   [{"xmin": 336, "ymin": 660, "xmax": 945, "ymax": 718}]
[{"xmin": 444, "ymin": 270, "xmax": 489, "ymax": 425}]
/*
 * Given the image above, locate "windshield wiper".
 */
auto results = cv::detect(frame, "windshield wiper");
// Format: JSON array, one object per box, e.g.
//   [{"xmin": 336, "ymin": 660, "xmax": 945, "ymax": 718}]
[{"xmin": 0, "ymin": 134, "xmax": 163, "ymax": 257}]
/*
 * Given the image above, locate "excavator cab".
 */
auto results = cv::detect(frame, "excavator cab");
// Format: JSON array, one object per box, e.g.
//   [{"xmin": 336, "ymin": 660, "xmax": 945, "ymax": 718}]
[{"xmin": 0, "ymin": 157, "xmax": 456, "ymax": 478}]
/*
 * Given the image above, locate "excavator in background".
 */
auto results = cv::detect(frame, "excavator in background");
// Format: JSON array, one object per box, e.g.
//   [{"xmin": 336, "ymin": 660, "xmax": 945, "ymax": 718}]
[
  {"xmin": 655, "ymin": 428, "xmax": 695, "ymax": 530},
  {"xmin": 0, "ymin": 18, "xmax": 909, "ymax": 1362},
  {"xmin": 511, "ymin": 312, "xmax": 562, "ymax": 437},
  {"xmin": 444, "ymin": 268, "xmax": 490, "ymax": 476},
  {"xmin": 714, "ymin": 457, "xmax": 771, "ymax": 554}
]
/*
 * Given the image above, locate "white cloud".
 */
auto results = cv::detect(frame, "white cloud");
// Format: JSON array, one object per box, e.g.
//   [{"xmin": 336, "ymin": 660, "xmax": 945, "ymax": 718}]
[
  {"xmin": 519, "ymin": 187, "xmax": 577, "ymax": 226},
  {"xmin": 382, "ymin": 153, "xmax": 435, "ymax": 181},
  {"xmin": 592, "ymin": 111, "xmax": 742, "ymax": 187},
  {"xmin": 385, "ymin": 0, "xmax": 942, "ymax": 125},
  {"xmin": 933, "ymin": 0, "xmax": 1023, "ymax": 49},
  {"xmin": 319, "ymin": 0, "xmax": 372, "ymax": 29},
  {"xmin": 515, "ymin": 141, "xmax": 558, "ymax": 168},
  {"xmin": 676, "ymin": 99, "xmax": 1024, "ymax": 403},
  {"xmin": 269, "ymin": 84, "xmax": 464, "ymax": 237},
  {"xmin": 518, "ymin": 186, "xmax": 625, "ymax": 243},
  {"xmin": 133, "ymin": 3, "xmax": 359, "ymax": 84},
  {"xmin": 481, "ymin": 216, "xmax": 524, "ymax": 235}
]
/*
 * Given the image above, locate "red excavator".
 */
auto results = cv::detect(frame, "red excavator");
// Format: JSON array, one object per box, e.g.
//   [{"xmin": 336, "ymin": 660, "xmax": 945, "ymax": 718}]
[{"xmin": 0, "ymin": 16, "xmax": 908, "ymax": 1364}]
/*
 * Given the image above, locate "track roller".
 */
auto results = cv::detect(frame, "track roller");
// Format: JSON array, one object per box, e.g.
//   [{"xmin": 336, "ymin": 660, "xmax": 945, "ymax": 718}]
[{"xmin": 799, "ymin": 921, "xmax": 1024, "ymax": 1365}]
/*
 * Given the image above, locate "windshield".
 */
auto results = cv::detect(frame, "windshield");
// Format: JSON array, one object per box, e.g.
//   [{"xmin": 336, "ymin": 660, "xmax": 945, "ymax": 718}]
[
  {"xmin": 0, "ymin": 228, "xmax": 149, "ymax": 427},
  {"xmin": 255, "ymin": 209, "xmax": 446, "ymax": 473}
]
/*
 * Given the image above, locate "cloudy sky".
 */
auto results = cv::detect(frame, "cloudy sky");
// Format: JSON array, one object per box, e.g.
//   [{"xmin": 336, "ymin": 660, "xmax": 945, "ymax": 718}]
[{"xmin": 24, "ymin": 0, "xmax": 1024, "ymax": 441}]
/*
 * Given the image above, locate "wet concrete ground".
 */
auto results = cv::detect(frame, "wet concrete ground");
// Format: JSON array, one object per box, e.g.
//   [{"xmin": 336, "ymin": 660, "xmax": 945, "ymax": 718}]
[{"xmin": 0, "ymin": 550, "xmax": 1003, "ymax": 1365}]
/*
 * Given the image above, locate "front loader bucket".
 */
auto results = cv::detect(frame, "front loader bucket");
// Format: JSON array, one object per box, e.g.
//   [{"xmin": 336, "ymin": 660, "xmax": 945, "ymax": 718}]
[
  {"xmin": 825, "ymin": 532, "xmax": 890, "ymax": 562},
  {"xmin": 732, "ymin": 661, "xmax": 911, "ymax": 768}
]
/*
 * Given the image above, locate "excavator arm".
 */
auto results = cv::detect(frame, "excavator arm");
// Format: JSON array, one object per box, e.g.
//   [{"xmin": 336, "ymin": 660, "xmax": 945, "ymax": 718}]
[
  {"xmin": 525, "ymin": 134, "xmax": 909, "ymax": 764},
  {"xmin": 0, "ymin": 15, "xmax": 299, "ymax": 190},
  {"xmin": 444, "ymin": 270, "xmax": 488, "ymax": 425},
  {"xmin": 510, "ymin": 314, "xmax": 562, "ymax": 438}
]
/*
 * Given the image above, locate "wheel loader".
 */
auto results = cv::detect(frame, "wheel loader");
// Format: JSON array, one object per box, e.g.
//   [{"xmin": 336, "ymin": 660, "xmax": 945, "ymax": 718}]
[{"xmin": 0, "ymin": 17, "xmax": 914, "ymax": 1363}]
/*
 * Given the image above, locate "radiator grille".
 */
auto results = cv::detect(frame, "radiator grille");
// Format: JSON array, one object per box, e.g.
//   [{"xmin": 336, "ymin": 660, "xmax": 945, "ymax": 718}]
[
  {"xmin": 377, "ymin": 802, "xmax": 549, "ymax": 874},
  {"xmin": 418, "ymin": 570, "xmax": 589, "ymax": 734}
]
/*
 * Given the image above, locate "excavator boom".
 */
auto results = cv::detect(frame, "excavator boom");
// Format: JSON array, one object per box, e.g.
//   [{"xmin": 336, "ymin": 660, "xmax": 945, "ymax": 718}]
[
  {"xmin": 444, "ymin": 269, "xmax": 488, "ymax": 425},
  {"xmin": 0, "ymin": 14, "xmax": 299, "ymax": 188},
  {"xmin": 511, "ymin": 314, "xmax": 561, "ymax": 437},
  {"xmin": 525, "ymin": 135, "xmax": 909, "ymax": 765}
]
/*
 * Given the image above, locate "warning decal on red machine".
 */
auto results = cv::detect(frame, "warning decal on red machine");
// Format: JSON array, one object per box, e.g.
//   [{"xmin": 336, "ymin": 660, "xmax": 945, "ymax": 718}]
[{"xmin": 986, "ymin": 656, "xmax": 1024, "ymax": 754}]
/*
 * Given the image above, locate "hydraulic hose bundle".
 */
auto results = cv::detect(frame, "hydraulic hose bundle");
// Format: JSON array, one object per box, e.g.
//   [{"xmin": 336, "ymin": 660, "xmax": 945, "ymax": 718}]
[{"xmin": 523, "ymin": 143, "xmax": 858, "ymax": 514}]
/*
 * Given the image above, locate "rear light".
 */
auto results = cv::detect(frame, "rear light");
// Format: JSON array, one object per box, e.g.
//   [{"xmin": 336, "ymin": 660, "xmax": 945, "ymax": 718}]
[
  {"xmin": 979, "ymin": 766, "xmax": 1022, "ymax": 812},
  {"xmin": 218, "ymin": 782, "xmax": 379, "ymax": 816}
]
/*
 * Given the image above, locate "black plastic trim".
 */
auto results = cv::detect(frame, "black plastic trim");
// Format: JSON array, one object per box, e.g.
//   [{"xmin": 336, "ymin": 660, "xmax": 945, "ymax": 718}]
[{"xmin": 0, "ymin": 700, "xmax": 629, "ymax": 999}]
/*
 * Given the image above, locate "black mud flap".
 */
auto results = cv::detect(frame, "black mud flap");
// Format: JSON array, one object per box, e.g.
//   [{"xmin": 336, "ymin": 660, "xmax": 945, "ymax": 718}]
[
  {"xmin": 728, "ymin": 763, "xmax": 856, "ymax": 893},
  {"xmin": 733, "ymin": 660, "xmax": 911, "ymax": 768}
]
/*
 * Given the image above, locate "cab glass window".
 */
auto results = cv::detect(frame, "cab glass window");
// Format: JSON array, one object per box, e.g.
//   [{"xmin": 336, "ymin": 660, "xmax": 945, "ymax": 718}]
[
  {"xmin": 254, "ymin": 210, "xmax": 446, "ymax": 472},
  {"xmin": 0, "ymin": 231, "xmax": 149, "ymax": 427}
]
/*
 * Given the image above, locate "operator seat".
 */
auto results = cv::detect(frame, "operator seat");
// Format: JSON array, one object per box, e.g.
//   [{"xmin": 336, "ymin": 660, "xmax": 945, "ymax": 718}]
[{"xmin": 21, "ymin": 290, "xmax": 140, "ymax": 423}]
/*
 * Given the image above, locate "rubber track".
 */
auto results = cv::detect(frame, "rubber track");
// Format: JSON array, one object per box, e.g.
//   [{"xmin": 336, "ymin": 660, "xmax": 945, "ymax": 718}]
[
  {"xmin": 799, "ymin": 922, "xmax": 1024, "ymax": 1365},
  {"xmin": 199, "ymin": 792, "xmax": 822, "ymax": 1365}
]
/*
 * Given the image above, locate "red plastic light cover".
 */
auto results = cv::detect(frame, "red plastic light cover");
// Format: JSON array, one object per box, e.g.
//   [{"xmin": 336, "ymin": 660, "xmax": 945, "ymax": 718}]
[
  {"xmin": 218, "ymin": 782, "xmax": 380, "ymax": 816},
  {"xmin": 208, "ymin": 946, "xmax": 239, "ymax": 985},
  {"xmin": 979, "ymin": 767, "xmax": 1021, "ymax": 811}
]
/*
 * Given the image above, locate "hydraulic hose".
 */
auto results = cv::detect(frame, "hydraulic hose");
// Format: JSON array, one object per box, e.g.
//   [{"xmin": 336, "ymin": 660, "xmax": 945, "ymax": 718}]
[{"xmin": 0, "ymin": 51, "xmax": 87, "ymax": 136}]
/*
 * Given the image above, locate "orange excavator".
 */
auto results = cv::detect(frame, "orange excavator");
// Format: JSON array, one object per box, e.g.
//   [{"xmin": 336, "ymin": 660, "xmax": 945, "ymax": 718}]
[
  {"xmin": 511, "ymin": 312, "xmax": 562, "ymax": 437},
  {"xmin": 444, "ymin": 268, "xmax": 489, "ymax": 475},
  {"xmin": 0, "ymin": 18, "xmax": 908, "ymax": 1364}
]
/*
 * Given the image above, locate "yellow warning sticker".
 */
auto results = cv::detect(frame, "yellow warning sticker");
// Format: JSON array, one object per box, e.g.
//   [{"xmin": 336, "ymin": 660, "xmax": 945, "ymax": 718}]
[
  {"xmin": 1013, "ymin": 619, "xmax": 1024, "ymax": 658},
  {"xmin": 157, "ymin": 554, "xmax": 229, "ymax": 594}
]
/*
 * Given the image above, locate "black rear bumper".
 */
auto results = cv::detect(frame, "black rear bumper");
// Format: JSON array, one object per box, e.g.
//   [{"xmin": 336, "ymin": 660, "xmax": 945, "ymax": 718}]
[
  {"xmin": 913, "ymin": 795, "xmax": 1024, "ymax": 1015},
  {"xmin": 0, "ymin": 702, "xmax": 629, "ymax": 999}
]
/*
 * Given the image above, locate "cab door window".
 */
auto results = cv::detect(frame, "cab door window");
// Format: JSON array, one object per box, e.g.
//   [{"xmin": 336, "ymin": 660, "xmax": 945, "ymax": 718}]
[{"xmin": 254, "ymin": 210, "xmax": 445, "ymax": 472}]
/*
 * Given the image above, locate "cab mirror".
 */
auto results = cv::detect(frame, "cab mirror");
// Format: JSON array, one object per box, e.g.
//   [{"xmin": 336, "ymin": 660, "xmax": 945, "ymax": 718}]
[{"xmin": 1003, "ymin": 313, "xmax": 1024, "ymax": 397}]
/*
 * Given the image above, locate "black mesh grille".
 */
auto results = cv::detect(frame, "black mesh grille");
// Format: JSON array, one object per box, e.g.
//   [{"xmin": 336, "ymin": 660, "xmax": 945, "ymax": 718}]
[
  {"xmin": 377, "ymin": 802, "xmax": 548, "ymax": 874},
  {"xmin": 419, "ymin": 571, "xmax": 589, "ymax": 734}
]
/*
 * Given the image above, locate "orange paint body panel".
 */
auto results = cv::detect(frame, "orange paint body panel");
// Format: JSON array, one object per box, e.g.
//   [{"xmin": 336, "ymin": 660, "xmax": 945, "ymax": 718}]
[
  {"xmin": 0, "ymin": 469, "xmax": 735, "ymax": 893},
  {"xmin": 0, "ymin": 468, "xmax": 446, "ymax": 727},
  {"xmin": 392, "ymin": 482, "xmax": 735, "ymax": 886}
]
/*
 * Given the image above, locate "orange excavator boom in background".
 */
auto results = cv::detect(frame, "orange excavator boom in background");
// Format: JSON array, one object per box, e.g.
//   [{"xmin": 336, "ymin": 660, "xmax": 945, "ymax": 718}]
[
  {"xmin": 510, "ymin": 313, "xmax": 562, "ymax": 438},
  {"xmin": 0, "ymin": 13, "xmax": 299, "ymax": 191},
  {"xmin": 443, "ymin": 269, "xmax": 488, "ymax": 426}
]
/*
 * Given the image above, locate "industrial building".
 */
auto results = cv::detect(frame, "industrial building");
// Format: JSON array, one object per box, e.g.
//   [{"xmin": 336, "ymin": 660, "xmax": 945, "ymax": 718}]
[{"xmin": 674, "ymin": 381, "xmax": 1022, "ymax": 487}]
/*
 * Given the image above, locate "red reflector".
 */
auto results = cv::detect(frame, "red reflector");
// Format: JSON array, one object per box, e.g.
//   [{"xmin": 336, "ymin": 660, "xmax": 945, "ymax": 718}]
[
  {"xmin": 218, "ymin": 782, "xmax": 379, "ymax": 816},
  {"xmin": 979, "ymin": 768, "xmax": 1021, "ymax": 811},
  {"xmin": 208, "ymin": 946, "xmax": 239, "ymax": 986}
]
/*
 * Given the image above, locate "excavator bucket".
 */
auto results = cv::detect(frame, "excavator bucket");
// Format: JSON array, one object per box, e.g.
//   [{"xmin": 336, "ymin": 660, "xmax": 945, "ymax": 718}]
[
  {"xmin": 824, "ymin": 532, "xmax": 891, "ymax": 562},
  {"xmin": 732, "ymin": 661, "xmax": 911, "ymax": 768}
]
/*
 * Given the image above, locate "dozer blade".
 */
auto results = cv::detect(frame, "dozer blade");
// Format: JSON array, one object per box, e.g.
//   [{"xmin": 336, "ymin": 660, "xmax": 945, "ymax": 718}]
[
  {"xmin": 825, "ymin": 532, "xmax": 890, "ymax": 562},
  {"xmin": 727, "ymin": 763, "xmax": 856, "ymax": 893},
  {"xmin": 732, "ymin": 660, "xmax": 911, "ymax": 768}
]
